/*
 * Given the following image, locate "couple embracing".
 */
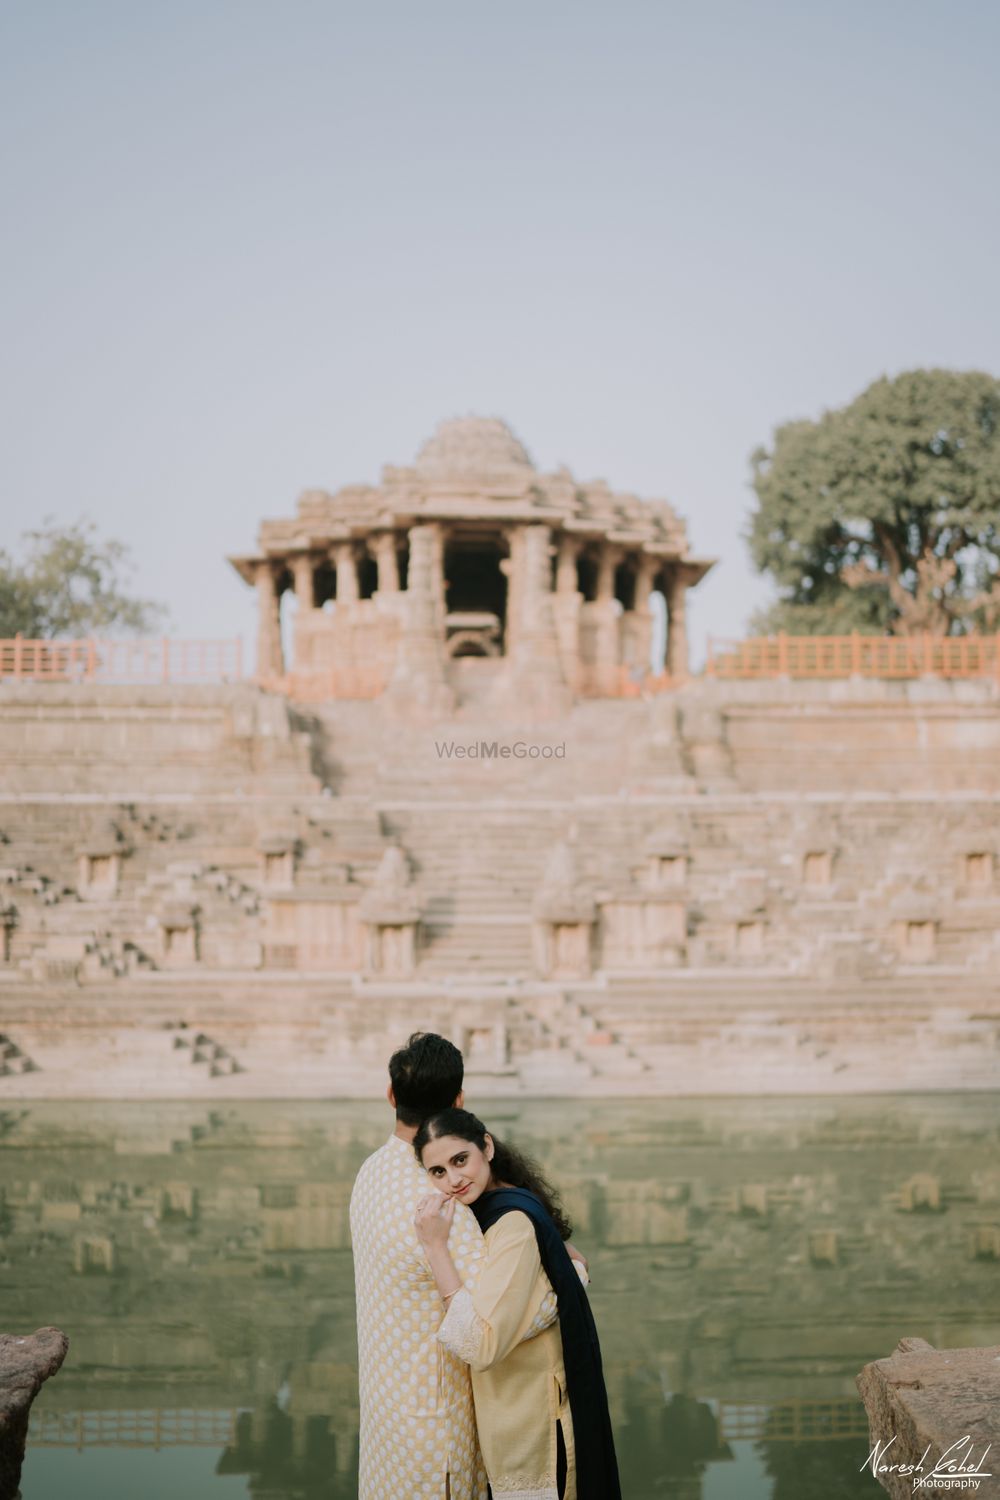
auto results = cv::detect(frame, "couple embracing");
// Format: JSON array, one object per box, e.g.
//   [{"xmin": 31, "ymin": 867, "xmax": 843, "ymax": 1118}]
[{"xmin": 350, "ymin": 1031, "xmax": 622, "ymax": 1500}]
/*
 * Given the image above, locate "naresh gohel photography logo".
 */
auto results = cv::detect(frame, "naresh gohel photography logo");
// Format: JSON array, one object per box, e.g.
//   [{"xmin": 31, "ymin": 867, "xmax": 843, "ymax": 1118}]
[
  {"xmin": 434, "ymin": 739, "xmax": 567, "ymax": 761},
  {"xmin": 861, "ymin": 1435, "xmax": 993, "ymax": 1492}
]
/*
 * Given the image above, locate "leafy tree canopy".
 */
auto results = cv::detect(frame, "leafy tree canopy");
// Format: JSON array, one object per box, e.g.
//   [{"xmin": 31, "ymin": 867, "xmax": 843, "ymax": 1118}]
[
  {"xmin": 748, "ymin": 369, "xmax": 1000, "ymax": 636},
  {"xmin": 0, "ymin": 519, "xmax": 166, "ymax": 638}
]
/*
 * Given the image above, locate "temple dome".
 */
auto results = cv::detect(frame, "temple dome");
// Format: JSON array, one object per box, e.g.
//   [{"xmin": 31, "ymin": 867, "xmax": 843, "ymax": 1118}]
[{"xmin": 414, "ymin": 417, "xmax": 535, "ymax": 479}]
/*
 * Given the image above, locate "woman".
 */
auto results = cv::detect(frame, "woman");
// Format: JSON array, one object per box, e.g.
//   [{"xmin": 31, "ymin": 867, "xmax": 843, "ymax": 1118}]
[{"xmin": 413, "ymin": 1107, "xmax": 621, "ymax": 1500}]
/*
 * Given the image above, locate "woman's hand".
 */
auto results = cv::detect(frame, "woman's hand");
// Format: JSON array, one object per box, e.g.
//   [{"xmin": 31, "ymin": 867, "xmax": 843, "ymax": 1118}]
[
  {"xmin": 566, "ymin": 1242, "xmax": 588, "ymax": 1274},
  {"xmin": 414, "ymin": 1192, "xmax": 456, "ymax": 1250}
]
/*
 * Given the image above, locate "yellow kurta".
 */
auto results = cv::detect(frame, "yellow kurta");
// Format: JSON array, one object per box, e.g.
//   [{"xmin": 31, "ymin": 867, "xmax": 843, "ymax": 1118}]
[
  {"xmin": 350, "ymin": 1134, "xmax": 488, "ymax": 1500},
  {"xmin": 437, "ymin": 1210, "xmax": 577, "ymax": 1500}
]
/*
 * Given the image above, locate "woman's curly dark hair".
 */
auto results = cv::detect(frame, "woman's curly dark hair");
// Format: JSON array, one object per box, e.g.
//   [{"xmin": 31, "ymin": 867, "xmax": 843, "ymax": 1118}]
[{"xmin": 414, "ymin": 1107, "xmax": 573, "ymax": 1241}]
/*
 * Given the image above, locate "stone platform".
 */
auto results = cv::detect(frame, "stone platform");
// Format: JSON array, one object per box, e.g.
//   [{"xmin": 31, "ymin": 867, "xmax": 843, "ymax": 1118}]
[{"xmin": 857, "ymin": 1338, "xmax": 1000, "ymax": 1498}]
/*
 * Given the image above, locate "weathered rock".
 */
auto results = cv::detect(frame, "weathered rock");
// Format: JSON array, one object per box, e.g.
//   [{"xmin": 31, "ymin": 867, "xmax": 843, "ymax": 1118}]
[
  {"xmin": 856, "ymin": 1338, "xmax": 1000, "ymax": 1499},
  {"xmin": 0, "ymin": 1326, "xmax": 69, "ymax": 1500}
]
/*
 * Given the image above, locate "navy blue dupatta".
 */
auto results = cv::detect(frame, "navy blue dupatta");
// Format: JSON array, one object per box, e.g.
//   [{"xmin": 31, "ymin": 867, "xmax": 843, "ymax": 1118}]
[{"xmin": 472, "ymin": 1187, "xmax": 622, "ymax": 1500}]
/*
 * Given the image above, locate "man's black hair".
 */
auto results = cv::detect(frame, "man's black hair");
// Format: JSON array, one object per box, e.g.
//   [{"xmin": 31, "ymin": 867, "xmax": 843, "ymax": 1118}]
[{"xmin": 388, "ymin": 1032, "xmax": 464, "ymax": 1127}]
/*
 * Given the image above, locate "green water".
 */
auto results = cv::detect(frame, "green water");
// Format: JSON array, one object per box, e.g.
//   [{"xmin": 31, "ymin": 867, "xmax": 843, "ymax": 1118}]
[{"xmin": 2, "ymin": 1096, "xmax": 998, "ymax": 1500}]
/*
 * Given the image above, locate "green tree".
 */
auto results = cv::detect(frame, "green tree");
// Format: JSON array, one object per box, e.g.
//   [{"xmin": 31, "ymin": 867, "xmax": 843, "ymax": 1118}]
[
  {"xmin": 748, "ymin": 369, "xmax": 1000, "ymax": 636},
  {"xmin": 0, "ymin": 519, "xmax": 166, "ymax": 639}
]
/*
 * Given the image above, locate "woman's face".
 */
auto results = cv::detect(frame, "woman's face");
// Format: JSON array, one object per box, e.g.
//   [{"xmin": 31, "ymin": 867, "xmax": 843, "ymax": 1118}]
[{"xmin": 420, "ymin": 1133, "xmax": 494, "ymax": 1204}]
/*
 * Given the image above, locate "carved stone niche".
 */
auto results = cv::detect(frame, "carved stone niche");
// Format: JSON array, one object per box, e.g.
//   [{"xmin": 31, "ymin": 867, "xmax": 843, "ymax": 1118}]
[
  {"xmin": 359, "ymin": 846, "xmax": 421, "ymax": 978},
  {"xmin": 73, "ymin": 1235, "xmax": 117, "ymax": 1274},
  {"xmin": 955, "ymin": 840, "xmax": 995, "ymax": 891},
  {"xmin": 802, "ymin": 850, "xmax": 834, "ymax": 888},
  {"xmin": 258, "ymin": 832, "xmax": 297, "ymax": 891},
  {"xmin": 159, "ymin": 902, "xmax": 199, "ymax": 968},
  {"xmin": 158, "ymin": 1182, "xmax": 198, "ymax": 1221},
  {"xmin": 890, "ymin": 899, "xmax": 937, "ymax": 964},
  {"xmin": 77, "ymin": 839, "xmax": 125, "ymax": 899},
  {"xmin": 731, "ymin": 910, "xmax": 767, "ymax": 962},
  {"xmin": 641, "ymin": 830, "xmax": 688, "ymax": 891},
  {"xmin": 454, "ymin": 1021, "xmax": 513, "ymax": 1077},
  {"xmin": 532, "ymin": 842, "xmax": 596, "ymax": 980}
]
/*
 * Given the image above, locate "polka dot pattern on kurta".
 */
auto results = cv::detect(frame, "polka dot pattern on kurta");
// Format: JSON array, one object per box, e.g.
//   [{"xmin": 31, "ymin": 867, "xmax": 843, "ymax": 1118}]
[{"xmin": 350, "ymin": 1134, "xmax": 489, "ymax": 1500}]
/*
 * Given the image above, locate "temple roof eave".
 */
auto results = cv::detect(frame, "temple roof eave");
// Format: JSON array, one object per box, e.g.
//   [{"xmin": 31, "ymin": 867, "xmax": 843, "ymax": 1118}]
[
  {"xmin": 227, "ymin": 554, "xmax": 261, "ymax": 585},
  {"xmin": 677, "ymin": 556, "xmax": 717, "ymax": 584},
  {"xmin": 236, "ymin": 532, "xmax": 714, "ymax": 584}
]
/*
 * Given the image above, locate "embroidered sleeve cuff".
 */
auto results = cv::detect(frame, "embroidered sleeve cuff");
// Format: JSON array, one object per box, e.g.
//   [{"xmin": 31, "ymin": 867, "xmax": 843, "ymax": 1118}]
[{"xmin": 436, "ymin": 1285, "xmax": 485, "ymax": 1365}]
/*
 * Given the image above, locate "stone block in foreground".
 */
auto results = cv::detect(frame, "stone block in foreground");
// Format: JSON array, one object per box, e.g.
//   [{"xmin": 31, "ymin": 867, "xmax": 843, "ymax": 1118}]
[
  {"xmin": 857, "ymin": 1337, "xmax": 1000, "ymax": 1498},
  {"xmin": 0, "ymin": 1327, "xmax": 69, "ymax": 1500}
]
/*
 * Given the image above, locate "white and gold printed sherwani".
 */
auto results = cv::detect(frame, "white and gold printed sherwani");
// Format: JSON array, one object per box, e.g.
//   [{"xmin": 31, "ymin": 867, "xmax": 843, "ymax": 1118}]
[{"xmin": 350, "ymin": 1133, "xmax": 488, "ymax": 1500}]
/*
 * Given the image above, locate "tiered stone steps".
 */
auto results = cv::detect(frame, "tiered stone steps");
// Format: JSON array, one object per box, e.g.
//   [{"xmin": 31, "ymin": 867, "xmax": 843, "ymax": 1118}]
[{"xmin": 2, "ymin": 684, "xmax": 999, "ymax": 1097}]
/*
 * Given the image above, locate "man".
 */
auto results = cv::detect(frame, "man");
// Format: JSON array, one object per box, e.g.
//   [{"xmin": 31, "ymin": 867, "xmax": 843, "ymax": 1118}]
[{"xmin": 350, "ymin": 1032, "xmax": 557, "ymax": 1500}]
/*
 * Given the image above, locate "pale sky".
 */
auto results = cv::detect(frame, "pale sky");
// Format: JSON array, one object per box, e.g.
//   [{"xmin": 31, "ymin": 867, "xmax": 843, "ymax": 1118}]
[{"xmin": 3, "ymin": 0, "xmax": 998, "ymax": 666}]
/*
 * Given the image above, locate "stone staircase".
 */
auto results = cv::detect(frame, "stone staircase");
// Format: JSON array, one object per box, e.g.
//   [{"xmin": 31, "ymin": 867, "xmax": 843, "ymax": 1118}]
[{"xmin": 2, "ymin": 684, "xmax": 1000, "ymax": 1098}]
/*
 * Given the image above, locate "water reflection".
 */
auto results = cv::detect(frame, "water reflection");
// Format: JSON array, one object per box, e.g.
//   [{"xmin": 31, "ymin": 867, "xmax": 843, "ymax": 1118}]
[{"xmin": 2, "ymin": 1096, "xmax": 998, "ymax": 1499}]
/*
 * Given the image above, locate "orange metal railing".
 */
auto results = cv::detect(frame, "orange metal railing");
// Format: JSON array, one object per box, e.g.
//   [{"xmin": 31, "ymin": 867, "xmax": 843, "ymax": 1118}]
[
  {"xmin": 705, "ymin": 632, "xmax": 1000, "ymax": 681},
  {"xmin": 31, "ymin": 1406, "xmax": 238, "ymax": 1449},
  {"xmin": 0, "ymin": 636, "xmax": 245, "ymax": 685},
  {"xmin": 718, "ymin": 1396, "xmax": 870, "ymax": 1441},
  {"xmin": 9, "ymin": 632, "xmax": 997, "ymax": 690}
]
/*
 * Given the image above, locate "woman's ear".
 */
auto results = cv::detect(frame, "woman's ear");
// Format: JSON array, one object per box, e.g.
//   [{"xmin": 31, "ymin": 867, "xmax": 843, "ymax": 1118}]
[{"xmin": 484, "ymin": 1133, "xmax": 495, "ymax": 1162}]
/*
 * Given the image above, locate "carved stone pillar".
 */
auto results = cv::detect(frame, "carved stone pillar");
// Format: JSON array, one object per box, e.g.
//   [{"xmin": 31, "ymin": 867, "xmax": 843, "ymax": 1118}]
[
  {"xmin": 666, "ymin": 568, "xmax": 690, "ymax": 679},
  {"xmin": 594, "ymin": 543, "xmax": 622, "ymax": 692},
  {"xmin": 509, "ymin": 524, "xmax": 569, "ymax": 707},
  {"xmin": 635, "ymin": 554, "xmax": 657, "ymax": 607},
  {"xmin": 504, "ymin": 527, "xmax": 525, "ymax": 654},
  {"xmin": 556, "ymin": 534, "xmax": 581, "ymax": 593},
  {"xmin": 408, "ymin": 522, "xmax": 444, "ymax": 628},
  {"xmin": 430, "ymin": 523, "xmax": 447, "ymax": 618},
  {"xmin": 334, "ymin": 543, "xmax": 359, "ymax": 604},
  {"xmin": 386, "ymin": 522, "xmax": 452, "ymax": 714},
  {"xmin": 626, "ymin": 554, "xmax": 658, "ymax": 676},
  {"xmin": 596, "ymin": 545, "xmax": 616, "ymax": 602},
  {"xmin": 552, "ymin": 533, "xmax": 583, "ymax": 690},
  {"xmin": 521, "ymin": 525, "xmax": 556, "ymax": 632},
  {"xmin": 254, "ymin": 562, "xmax": 284, "ymax": 678},
  {"xmin": 373, "ymin": 532, "xmax": 400, "ymax": 594},
  {"xmin": 291, "ymin": 553, "xmax": 315, "ymax": 611}
]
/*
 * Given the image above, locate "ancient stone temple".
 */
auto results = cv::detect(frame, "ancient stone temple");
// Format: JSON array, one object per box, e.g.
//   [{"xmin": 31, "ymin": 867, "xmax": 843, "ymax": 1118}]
[
  {"xmin": 2, "ymin": 416, "xmax": 1000, "ymax": 1103},
  {"xmin": 228, "ymin": 416, "xmax": 713, "ymax": 703}
]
